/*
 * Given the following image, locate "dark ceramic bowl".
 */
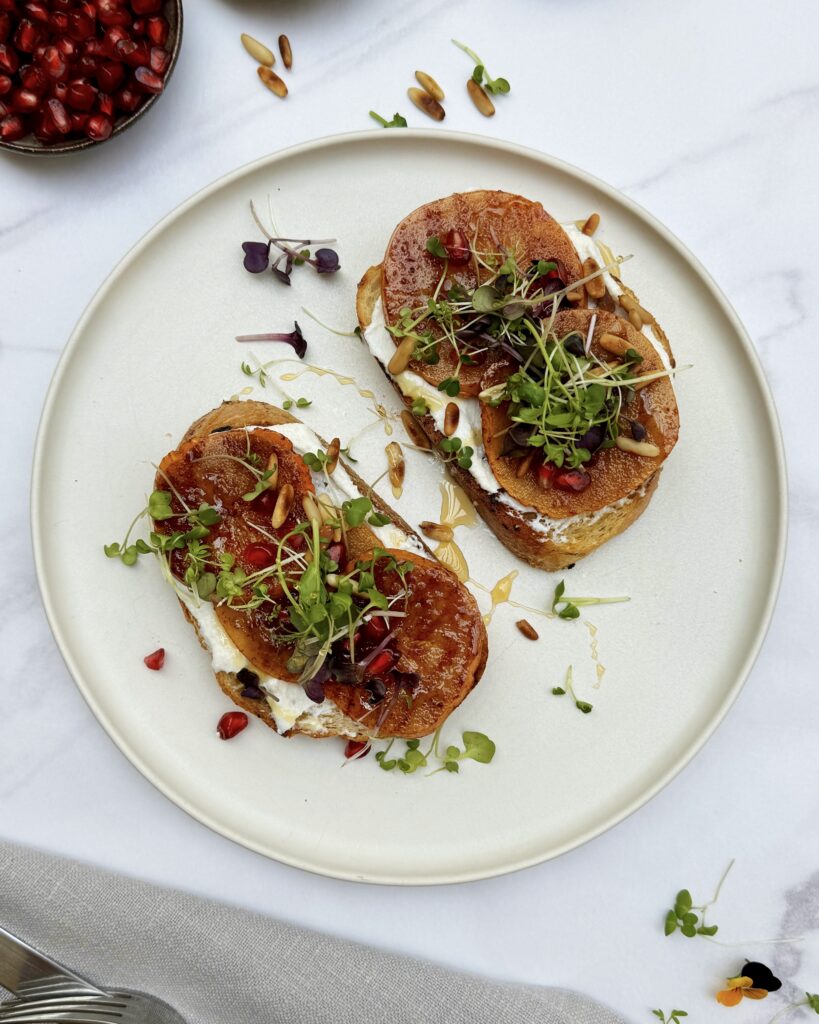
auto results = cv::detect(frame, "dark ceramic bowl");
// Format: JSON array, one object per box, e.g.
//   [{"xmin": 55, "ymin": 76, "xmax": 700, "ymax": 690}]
[{"xmin": 0, "ymin": 0, "xmax": 182, "ymax": 157}]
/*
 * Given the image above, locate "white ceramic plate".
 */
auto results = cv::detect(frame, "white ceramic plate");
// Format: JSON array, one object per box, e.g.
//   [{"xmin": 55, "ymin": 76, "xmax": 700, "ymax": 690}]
[{"xmin": 32, "ymin": 130, "xmax": 786, "ymax": 884}]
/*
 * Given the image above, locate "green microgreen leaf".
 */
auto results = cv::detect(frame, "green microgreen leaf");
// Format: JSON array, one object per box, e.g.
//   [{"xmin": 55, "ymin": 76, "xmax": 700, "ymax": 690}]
[
  {"xmin": 426, "ymin": 236, "xmax": 449, "ymax": 259},
  {"xmin": 296, "ymin": 397, "xmax": 311, "ymax": 408},
  {"xmin": 411, "ymin": 397, "xmax": 429, "ymax": 416},
  {"xmin": 283, "ymin": 399, "xmax": 293, "ymax": 410},
  {"xmin": 342, "ymin": 496, "xmax": 372, "ymax": 527},
  {"xmin": 242, "ymin": 469, "xmax": 274, "ymax": 502},
  {"xmin": 148, "ymin": 490, "xmax": 174, "ymax": 521},
  {"xmin": 437, "ymin": 377, "xmax": 460, "ymax": 397},
  {"xmin": 369, "ymin": 110, "xmax": 407, "ymax": 128},
  {"xmin": 367, "ymin": 511, "xmax": 391, "ymax": 527}
]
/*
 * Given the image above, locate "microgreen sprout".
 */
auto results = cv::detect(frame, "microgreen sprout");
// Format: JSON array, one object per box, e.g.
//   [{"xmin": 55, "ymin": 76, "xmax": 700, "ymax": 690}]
[
  {"xmin": 769, "ymin": 994, "xmax": 819, "ymax": 1022},
  {"xmin": 451, "ymin": 39, "xmax": 510, "ymax": 94},
  {"xmin": 664, "ymin": 860, "xmax": 734, "ymax": 938},
  {"xmin": 369, "ymin": 110, "xmax": 407, "ymax": 128},
  {"xmin": 426, "ymin": 235, "xmax": 449, "ymax": 259},
  {"xmin": 376, "ymin": 728, "xmax": 495, "ymax": 775},
  {"xmin": 551, "ymin": 580, "xmax": 630, "ymax": 620},
  {"xmin": 438, "ymin": 436, "xmax": 474, "ymax": 469},
  {"xmin": 235, "ymin": 322, "xmax": 307, "ymax": 359},
  {"xmin": 652, "ymin": 1011, "xmax": 687, "ymax": 1024},
  {"xmin": 243, "ymin": 200, "xmax": 340, "ymax": 286},
  {"xmin": 551, "ymin": 665, "xmax": 593, "ymax": 714},
  {"xmin": 241, "ymin": 361, "xmax": 268, "ymax": 387},
  {"xmin": 411, "ymin": 397, "xmax": 429, "ymax": 416}
]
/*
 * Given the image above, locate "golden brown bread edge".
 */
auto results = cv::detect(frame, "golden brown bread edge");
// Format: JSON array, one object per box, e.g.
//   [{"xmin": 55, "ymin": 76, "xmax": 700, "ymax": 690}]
[
  {"xmin": 175, "ymin": 399, "xmax": 488, "ymax": 741},
  {"xmin": 356, "ymin": 265, "xmax": 663, "ymax": 571}
]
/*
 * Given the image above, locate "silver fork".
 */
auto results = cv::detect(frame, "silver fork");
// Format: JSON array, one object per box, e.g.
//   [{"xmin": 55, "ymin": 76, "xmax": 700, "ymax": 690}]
[{"xmin": 0, "ymin": 925, "xmax": 186, "ymax": 1024}]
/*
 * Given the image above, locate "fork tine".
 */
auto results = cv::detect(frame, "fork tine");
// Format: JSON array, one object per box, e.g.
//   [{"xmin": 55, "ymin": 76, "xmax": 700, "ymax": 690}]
[
  {"xmin": 0, "ymin": 1000, "xmax": 127, "ymax": 1021},
  {"xmin": 0, "ymin": 1013, "xmax": 124, "ymax": 1024}
]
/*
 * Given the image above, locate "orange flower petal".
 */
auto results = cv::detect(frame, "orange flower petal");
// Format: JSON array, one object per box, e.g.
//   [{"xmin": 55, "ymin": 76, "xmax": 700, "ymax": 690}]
[
  {"xmin": 717, "ymin": 989, "xmax": 745, "ymax": 1006},
  {"xmin": 726, "ymin": 976, "xmax": 754, "ymax": 990},
  {"xmin": 744, "ymin": 989, "xmax": 769, "ymax": 1000}
]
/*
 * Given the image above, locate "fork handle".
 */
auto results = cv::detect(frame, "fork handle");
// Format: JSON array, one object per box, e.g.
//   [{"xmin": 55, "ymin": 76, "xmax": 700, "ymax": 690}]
[{"xmin": 0, "ymin": 925, "xmax": 105, "ymax": 997}]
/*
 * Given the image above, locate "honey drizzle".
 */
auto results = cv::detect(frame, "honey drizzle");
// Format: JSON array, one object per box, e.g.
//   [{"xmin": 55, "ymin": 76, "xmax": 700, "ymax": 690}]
[
  {"xmin": 279, "ymin": 365, "xmax": 394, "ymax": 435},
  {"xmin": 430, "ymin": 481, "xmax": 476, "ymax": 583},
  {"xmin": 471, "ymin": 569, "xmax": 519, "ymax": 624},
  {"xmin": 584, "ymin": 620, "xmax": 606, "ymax": 688}
]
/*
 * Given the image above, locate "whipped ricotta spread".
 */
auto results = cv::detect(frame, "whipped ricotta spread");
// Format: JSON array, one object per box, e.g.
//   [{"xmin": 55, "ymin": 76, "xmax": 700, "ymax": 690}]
[
  {"xmin": 362, "ymin": 297, "xmax": 643, "ymax": 544},
  {"xmin": 178, "ymin": 419, "xmax": 421, "ymax": 737}
]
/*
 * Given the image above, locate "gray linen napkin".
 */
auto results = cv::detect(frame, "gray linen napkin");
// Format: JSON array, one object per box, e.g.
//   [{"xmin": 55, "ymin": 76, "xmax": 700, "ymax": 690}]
[{"xmin": 1, "ymin": 840, "xmax": 629, "ymax": 1024}]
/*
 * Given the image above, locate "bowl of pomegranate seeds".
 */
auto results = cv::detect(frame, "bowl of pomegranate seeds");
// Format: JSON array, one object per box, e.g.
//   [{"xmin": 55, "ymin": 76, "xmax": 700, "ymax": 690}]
[{"xmin": 0, "ymin": 0, "xmax": 182, "ymax": 155}]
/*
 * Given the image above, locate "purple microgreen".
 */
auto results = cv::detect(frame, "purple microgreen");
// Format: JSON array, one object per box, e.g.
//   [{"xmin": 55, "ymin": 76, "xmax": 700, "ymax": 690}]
[
  {"xmin": 312, "ymin": 247, "xmax": 340, "ymax": 274},
  {"xmin": 235, "ymin": 321, "xmax": 307, "ymax": 359},
  {"xmin": 242, "ymin": 241, "xmax": 270, "ymax": 274},
  {"xmin": 271, "ymin": 251, "xmax": 293, "ymax": 286}
]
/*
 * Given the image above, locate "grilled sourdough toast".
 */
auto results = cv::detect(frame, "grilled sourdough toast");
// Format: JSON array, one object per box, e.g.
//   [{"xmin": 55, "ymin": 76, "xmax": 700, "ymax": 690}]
[
  {"xmin": 356, "ymin": 190, "xmax": 679, "ymax": 571},
  {"xmin": 156, "ymin": 400, "xmax": 488, "ymax": 741}
]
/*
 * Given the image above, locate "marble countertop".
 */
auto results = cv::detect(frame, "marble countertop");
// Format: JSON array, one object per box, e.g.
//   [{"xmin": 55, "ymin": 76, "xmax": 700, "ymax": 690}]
[{"xmin": 1, "ymin": 0, "xmax": 816, "ymax": 1020}]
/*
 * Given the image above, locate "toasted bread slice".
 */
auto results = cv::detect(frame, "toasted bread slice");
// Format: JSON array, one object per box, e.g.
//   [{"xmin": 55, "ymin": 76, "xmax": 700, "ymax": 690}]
[
  {"xmin": 357, "ymin": 265, "xmax": 674, "ymax": 571},
  {"xmin": 158, "ymin": 400, "xmax": 488, "ymax": 741},
  {"xmin": 380, "ymin": 190, "xmax": 585, "ymax": 397}
]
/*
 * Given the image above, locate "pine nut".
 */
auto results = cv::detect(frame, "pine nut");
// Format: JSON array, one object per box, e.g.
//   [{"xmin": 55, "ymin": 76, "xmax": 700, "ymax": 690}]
[
  {"xmin": 415, "ymin": 70, "xmax": 444, "ymax": 101},
  {"xmin": 257, "ymin": 66, "xmax": 287, "ymax": 98},
  {"xmin": 516, "ymin": 619, "xmax": 539, "ymax": 641},
  {"xmin": 325, "ymin": 437, "xmax": 340, "ymax": 475},
  {"xmin": 515, "ymin": 451, "xmax": 534, "ymax": 478},
  {"xmin": 316, "ymin": 492, "xmax": 336, "ymax": 525},
  {"xmin": 581, "ymin": 213, "xmax": 600, "ymax": 236},
  {"xmin": 566, "ymin": 287, "xmax": 584, "ymax": 304},
  {"xmin": 265, "ymin": 451, "xmax": 279, "ymax": 490},
  {"xmin": 637, "ymin": 304, "xmax": 654, "ymax": 325},
  {"xmin": 619, "ymin": 293, "xmax": 637, "ymax": 312},
  {"xmin": 388, "ymin": 335, "xmax": 416, "ymax": 375},
  {"xmin": 443, "ymin": 401, "xmax": 460, "ymax": 437},
  {"xmin": 386, "ymin": 441, "xmax": 405, "ymax": 498},
  {"xmin": 583, "ymin": 258, "xmax": 607, "ymax": 300},
  {"xmin": 241, "ymin": 33, "xmax": 275, "ymax": 67},
  {"xmin": 466, "ymin": 78, "xmax": 494, "ymax": 116},
  {"xmin": 420, "ymin": 521, "xmax": 454, "ymax": 543},
  {"xmin": 598, "ymin": 332, "xmax": 630, "ymax": 357},
  {"xmin": 271, "ymin": 482, "xmax": 294, "ymax": 528},
  {"xmin": 400, "ymin": 409, "xmax": 433, "ymax": 450},
  {"xmin": 628, "ymin": 307, "xmax": 643, "ymax": 330},
  {"xmin": 302, "ymin": 493, "xmax": 321, "ymax": 526},
  {"xmin": 278, "ymin": 34, "xmax": 292, "ymax": 70},
  {"xmin": 408, "ymin": 87, "xmax": 445, "ymax": 121},
  {"xmin": 615, "ymin": 436, "xmax": 660, "ymax": 457}
]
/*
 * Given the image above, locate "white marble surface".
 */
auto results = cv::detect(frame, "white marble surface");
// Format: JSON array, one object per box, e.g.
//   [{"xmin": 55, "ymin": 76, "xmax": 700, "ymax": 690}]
[{"xmin": 1, "ymin": 1, "xmax": 817, "ymax": 1020}]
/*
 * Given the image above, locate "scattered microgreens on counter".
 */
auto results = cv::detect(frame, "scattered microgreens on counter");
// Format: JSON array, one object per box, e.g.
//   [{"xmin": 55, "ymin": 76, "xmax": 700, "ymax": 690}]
[
  {"xmin": 241, "ymin": 200, "xmax": 340, "ymax": 286},
  {"xmin": 652, "ymin": 1011, "xmax": 687, "ymax": 1024},
  {"xmin": 451, "ymin": 39, "xmax": 510, "ymax": 94},
  {"xmin": 369, "ymin": 110, "xmax": 407, "ymax": 128},
  {"xmin": 241, "ymin": 362, "xmax": 268, "ymax": 387},
  {"xmin": 438, "ymin": 436, "xmax": 474, "ymax": 469},
  {"xmin": 551, "ymin": 580, "xmax": 630, "ymax": 620},
  {"xmin": 236, "ymin": 321, "xmax": 307, "ymax": 359},
  {"xmin": 551, "ymin": 665, "xmax": 593, "ymax": 714},
  {"xmin": 664, "ymin": 860, "xmax": 734, "ymax": 939},
  {"xmin": 375, "ymin": 728, "xmax": 496, "ymax": 775}
]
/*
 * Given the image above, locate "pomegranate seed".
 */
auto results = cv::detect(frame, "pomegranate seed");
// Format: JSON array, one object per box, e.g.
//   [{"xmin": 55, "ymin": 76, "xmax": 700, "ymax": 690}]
[
  {"xmin": 364, "ymin": 649, "xmax": 396, "ymax": 679},
  {"xmin": 217, "ymin": 711, "xmax": 248, "ymax": 740},
  {"xmin": 67, "ymin": 78, "xmax": 96, "ymax": 111},
  {"xmin": 131, "ymin": 0, "xmax": 161, "ymax": 13},
  {"xmin": 54, "ymin": 35, "xmax": 77, "ymax": 60},
  {"xmin": 536, "ymin": 462, "xmax": 556, "ymax": 488},
  {"xmin": 131, "ymin": 16, "xmax": 144, "ymax": 35},
  {"xmin": 14, "ymin": 18, "xmax": 41, "ymax": 52},
  {"xmin": 97, "ymin": 0, "xmax": 131, "ymax": 28},
  {"xmin": 80, "ymin": 1, "xmax": 97, "ymax": 17},
  {"xmin": 32, "ymin": 110, "xmax": 57, "ymax": 140},
  {"xmin": 102, "ymin": 25, "xmax": 128, "ymax": 57},
  {"xmin": 46, "ymin": 96, "xmax": 70, "ymax": 133},
  {"xmin": 84, "ymin": 111, "xmax": 111, "ymax": 139},
  {"xmin": 51, "ymin": 0, "xmax": 72, "ymax": 12},
  {"xmin": 48, "ymin": 11, "xmax": 69, "ymax": 33},
  {"xmin": 143, "ymin": 647, "xmax": 165, "ymax": 670},
  {"xmin": 97, "ymin": 90, "xmax": 113, "ymax": 116},
  {"xmin": 75, "ymin": 54, "xmax": 96, "ymax": 75},
  {"xmin": 0, "ymin": 73, "xmax": 10, "ymax": 95},
  {"xmin": 69, "ymin": 111, "xmax": 87, "ymax": 131},
  {"xmin": 133, "ymin": 65, "xmax": 162, "ymax": 92},
  {"xmin": 250, "ymin": 488, "xmax": 277, "ymax": 515},
  {"xmin": 40, "ymin": 45, "xmax": 67, "ymax": 79},
  {"xmin": 145, "ymin": 14, "xmax": 168, "ymax": 45},
  {"xmin": 362, "ymin": 616, "xmax": 389, "ymax": 642},
  {"xmin": 344, "ymin": 739, "xmax": 370, "ymax": 759},
  {"xmin": 11, "ymin": 86, "xmax": 39, "ymax": 112},
  {"xmin": 51, "ymin": 81, "xmax": 68, "ymax": 104},
  {"xmin": 441, "ymin": 228, "xmax": 470, "ymax": 265},
  {"xmin": 0, "ymin": 113, "xmax": 26, "ymax": 140},
  {"xmin": 19, "ymin": 63, "xmax": 47, "ymax": 91},
  {"xmin": 554, "ymin": 468, "xmax": 591, "ymax": 493},
  {"xmin": 82, "ymin": 36, "xmax": 104, "ymax": 58},
  {"xmin": 0, "ymin": 42, "xmax": 20, "ymax": 74},
  {"xmin": 113, "ymin": 83, "xmax": 139, "ymax": 111},
  {"xmin": 67, "ymin": 10, "xmax": 94, "ymax": 41},
  {"xmin": 0, "ymin": 13, "xmax": 9, "ymax": 42},
  {"xmin": 325, "ymin": 541, "xmax": 345, "ymax": 566},
  {"xmin": 243, "ymin": 543, "xmax": 275, "ymax": 569},
  {"xmin": 96, "ymin": 59, "xmax": 124, "ymax": 91},
  {"xmin": 0, "ymin": 97, "xmax": 7, "ymax": 116},
  {"xmin": 149, "ymin": 45, "xmax": 168, "ymax": 74},
  {"xmin": 23, "ymin": 0, "xmax": 48, "ymax": 21},
  {"xmin": 116, "ymin": 37, "xmax": 148, "ymax": 67}
]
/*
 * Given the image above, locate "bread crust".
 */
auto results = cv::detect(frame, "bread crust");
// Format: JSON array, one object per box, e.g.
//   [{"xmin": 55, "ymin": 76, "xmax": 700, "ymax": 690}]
[
  {"xmin": 169, "ymin": 400, "xmax": 488, "ymax": 741},
  {"xmin": 357, "ymin": 264, "xmax": 667, "ymax": 571}
]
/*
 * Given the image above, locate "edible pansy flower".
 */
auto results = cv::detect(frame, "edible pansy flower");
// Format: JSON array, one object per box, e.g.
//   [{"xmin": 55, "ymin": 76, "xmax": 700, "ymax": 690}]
[{"xmin": 717, "ymin": 962, "xmax": 781, "ymax": 1006}]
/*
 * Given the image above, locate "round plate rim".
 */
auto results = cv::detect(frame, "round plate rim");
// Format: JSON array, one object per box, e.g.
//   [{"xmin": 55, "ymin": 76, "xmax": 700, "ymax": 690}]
[{"xmin": 30, "ymin": 128, "xmax": 789, "ymax": 884}]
